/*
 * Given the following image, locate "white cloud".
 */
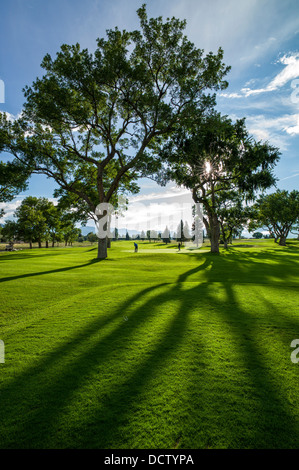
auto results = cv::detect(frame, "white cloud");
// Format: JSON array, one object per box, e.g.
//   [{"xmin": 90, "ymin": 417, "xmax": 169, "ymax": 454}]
[
  {"xmin": 245, "ymin": 113, "xmax": 299, "ymax": 150},
  {"xmin": 285, "ymin": 116, "xmax": 299, "ymax": 135},
  {"xmin": 241, "ymin": 53, "xmax": 299, "ymax": 97},
  {"xmin": 219, "ymin": 92, "xmax": 243, "ymax": 99},
  {"xmin": 0, "ymin": 199, "xmax": 23, "ymax": 221}
]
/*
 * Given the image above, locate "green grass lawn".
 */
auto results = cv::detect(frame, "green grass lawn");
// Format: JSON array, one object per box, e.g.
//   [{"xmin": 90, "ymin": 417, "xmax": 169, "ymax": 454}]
[{"xmin": 0, "ymin": 239, "xmax": 298, "ymax": 449}]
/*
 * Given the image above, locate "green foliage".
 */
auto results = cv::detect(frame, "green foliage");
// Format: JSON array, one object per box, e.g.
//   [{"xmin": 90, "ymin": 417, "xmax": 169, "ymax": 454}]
[
  {"xmin": 250, "ymin": 190, "xmax": 299, "ymax": 246},
  {"xmin": 253, "ymin": 232, "xmax": 263, "ymax": 239},
  {"xmin": 87, "ymin": 232, "xmax": 98, "ymax": 244},
  {"xmin": 159, "ymin": 112, "xmax": 280, "ymax": 252},
  {"xmin": 10, "ymin": 196, "xmax": 79, "ymax": 247},
  {"xmin": 1, "ymin": 220, "xmax": 18, "ymax": 242},
  {"xmin": 14, "ymin": 196, "xmax": 49, "ymax": 246},
  {"xmin": 0, "ymin": 160, "xmax": 30, "ymax": 203},
  {"xmin": 176, "ymin": 220, "xmax": 185, "ymax": 243},
  {"xmin": 216, "ymin": 191, "xmax": 254, "ymax": 247},
  {"xmin": 0, "ymin": 5, "xmax": 229, "ymax": 258}
]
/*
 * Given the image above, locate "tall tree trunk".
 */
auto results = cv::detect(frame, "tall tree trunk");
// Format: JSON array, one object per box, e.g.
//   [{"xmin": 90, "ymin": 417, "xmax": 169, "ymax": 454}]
[
  {"xmin": 210, "ymin": 214, "xmax": 220, "ymax": 253},
  {"xmin": 38, "ymin": 239, "xmax": 42, "ymax": 248},
  {"xmin": 52, "ymin": 240, "xmax": 55, "ymax": 247},
  {"xmin": 203, "ymin": 182, "xmax": 219, "ymax": 253},
  {"xmin": 279, "ymin": 235, "xmax": 286, "ymax": 246},
  {"xmin": 96, "ymin": 212, "xmax": 108, "ymax": 259},
  {"xmin": 97, "ymin": 237, "xmax": 107, "ymax": 259},
  {"xmin": 46, "ymin": 240, "xmax": 49, "ymax": 248},
  {"xmin": 29, "ymin": 241, "xmax": 32, "ymax": 249}
]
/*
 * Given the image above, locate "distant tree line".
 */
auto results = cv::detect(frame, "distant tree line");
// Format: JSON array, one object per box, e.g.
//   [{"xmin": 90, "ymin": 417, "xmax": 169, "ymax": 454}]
[{"xmin": 0, "ymin": 196, "xmax": 81, "ymax": 248}]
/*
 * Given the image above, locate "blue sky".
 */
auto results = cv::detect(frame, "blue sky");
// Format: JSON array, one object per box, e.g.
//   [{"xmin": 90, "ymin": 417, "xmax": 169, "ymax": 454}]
[{"xmin": 0, "ymin": 0, "xmax": 299, "ymax": 229}]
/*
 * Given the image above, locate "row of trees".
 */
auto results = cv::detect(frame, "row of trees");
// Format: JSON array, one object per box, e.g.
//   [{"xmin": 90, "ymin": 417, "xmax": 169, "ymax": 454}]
[
  {"xmin": 0, "ymin": 5, "xmax": 297, "ymax": 257},
  {"xmin": 123, "ymin": 221, "xmax": 192, "ymax": 243},
  {"xmin": 1, "ymin": 196, "xmax": 80, "ymax": 248}
]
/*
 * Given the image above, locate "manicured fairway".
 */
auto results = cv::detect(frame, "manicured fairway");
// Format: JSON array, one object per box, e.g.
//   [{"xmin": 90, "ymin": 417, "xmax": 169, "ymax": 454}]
[{"xmin": 0, "ymin": 240, "xmax": 298, "ymax": 448}]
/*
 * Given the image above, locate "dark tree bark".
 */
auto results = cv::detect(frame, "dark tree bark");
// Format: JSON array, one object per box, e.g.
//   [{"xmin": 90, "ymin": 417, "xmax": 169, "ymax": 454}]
[
  {"xmin": 210, "ymin": 214, "xmax": 220, "ymax": 253},
  {"xmin": 97, "ymin": 237, "xmax": 108, "ymax": 259},
  {"xmin": 279, "ymin": 235, "xmax": 286, "ymax": 246}
]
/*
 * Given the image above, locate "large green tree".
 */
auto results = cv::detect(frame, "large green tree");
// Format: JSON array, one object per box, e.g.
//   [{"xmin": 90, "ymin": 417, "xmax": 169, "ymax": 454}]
[
  {"xmin": 249, "ymin": 190, "xmax": 299, "ymax": 246},
  {"xmin": 159, "ymin": 112, "xmax": 280, "ymax": 253},
  {"xmin": 0, "ymin": 5, "xmax": 229, "ymax": 259},
  {"xmin": 14, "ymin": 196, "xmax": 49, "ymax": 248}
]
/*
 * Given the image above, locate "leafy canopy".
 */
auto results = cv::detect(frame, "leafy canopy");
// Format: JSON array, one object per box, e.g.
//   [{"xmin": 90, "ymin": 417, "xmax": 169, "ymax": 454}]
[
  {"xmin": 0, "ymin": 4, "xmax": 230, "ymax": 221},
  {"xmin": 250, "ymin": 190, "xmax": 299, "ymax": 241}
]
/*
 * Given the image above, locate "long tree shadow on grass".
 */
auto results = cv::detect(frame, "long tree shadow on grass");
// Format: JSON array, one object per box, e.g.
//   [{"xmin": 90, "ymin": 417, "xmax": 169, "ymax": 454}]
[
  {"xmin": 183, "ymin": 281, "xmax": 299, "ymax": 448},
  {"xmin": 0, "ymin": 252, "xmax": 298, "ymax": 448},
  {"xmin": 69, "ymin": 249, "xmax": 299, "ymax": 448},
  {"xmin": 72, "ymin": 253, "xmax": 299, "ymax": 448},
  {"xmin": 0, "ymin": 258, "xmax": 212, "ymax": 448},
  {"xmin": 0, "ymin": 257, "xmax": 110, "ymax": 284},
  {"xmin": 0, "ymin": 247, "xmax": 95, "ymax": 261}
]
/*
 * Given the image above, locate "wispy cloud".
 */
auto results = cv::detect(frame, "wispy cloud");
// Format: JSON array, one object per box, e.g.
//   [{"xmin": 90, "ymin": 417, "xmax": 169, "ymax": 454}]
[
  {"xmin": 241, "ymin": 53, "xmax": 299, "ymax": 97},
  {"xmin": 279, "ymin": 172, "xmax": 299, "ymax": 181},
  {"xmin": 285, "ymin": 116, "xmax": 299, "ymax": 135},
  {"xmin": 244, "ymin": 113, "xmax": 299, "ymax": 150},
  {"xmin": 219, "ymin": 92, "xmax": 244, "ymax": 99},
  {"xmin": 220, "ymin": 52, "xmax": 299, "ymax": 100}
]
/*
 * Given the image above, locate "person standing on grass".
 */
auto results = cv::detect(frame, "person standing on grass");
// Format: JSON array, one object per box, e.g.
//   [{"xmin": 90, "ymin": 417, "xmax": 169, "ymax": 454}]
[
  {"xmin": 134, "ymin": 242, "xmax": 138, "ymax": 253},
  {"xmin": 178, "ymin": 242, "xmax": 181, "ymax": 252}
]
